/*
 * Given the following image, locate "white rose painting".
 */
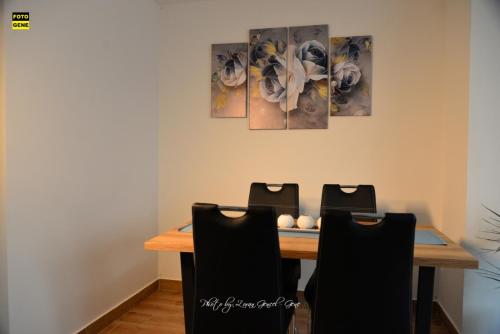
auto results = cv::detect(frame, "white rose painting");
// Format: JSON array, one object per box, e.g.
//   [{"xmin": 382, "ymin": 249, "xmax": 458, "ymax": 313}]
[
  {"xmin": 211, "ymin": 43, "xmax": 248, "ymax": 118},
  {"xmin": 248, "ymin": 27, "xmax": 288, "ymax": 129},
  {"xmin": 331, "ymin": 36, "xmax": 373, "ymax": 116},
  {"xmin": 288, "ymin": 25, "xmax": 329, "ymax": 129}
]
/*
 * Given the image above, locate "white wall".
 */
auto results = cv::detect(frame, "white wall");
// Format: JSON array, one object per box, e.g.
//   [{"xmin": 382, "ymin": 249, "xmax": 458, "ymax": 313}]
[
  {"xmin": 0, "ymin": 1, "xmax": 8, "ymax": 332},
  {"xmin": 157, "ymin": 0, "xmax": 469, "ymax": 292},
  {"xmin": 436, "ymin": 0, "xmax": 470, "ymax": 330},
  {"xmin": 463, "ymin": 0, "xmax": 500, "ymax": 333},
  {"xmin": 0, "ymin": 0, "xmax": 476, "ymax": 332},
  {"xmin": 3, "ymin": 0, "xmax": 160, "ymax": 333}
]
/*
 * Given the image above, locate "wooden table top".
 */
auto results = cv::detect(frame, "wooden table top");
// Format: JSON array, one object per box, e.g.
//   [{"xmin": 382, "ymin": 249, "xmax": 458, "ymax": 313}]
[{"xmin": 144, "ymin": 223, "xmax": 479, "ymax": 269}]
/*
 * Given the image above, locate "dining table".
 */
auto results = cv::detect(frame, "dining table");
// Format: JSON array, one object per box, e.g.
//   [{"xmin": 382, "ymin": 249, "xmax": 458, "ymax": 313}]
[{"xmin": 144, "ymin": 222, "xmax": 478, "ymax": 334}]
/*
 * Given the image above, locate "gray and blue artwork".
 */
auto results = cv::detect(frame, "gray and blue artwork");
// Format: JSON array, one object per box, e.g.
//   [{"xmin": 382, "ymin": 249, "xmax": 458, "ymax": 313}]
[
  {"xmin": 211, "ymin": 43, "xmax": 248, "ymax": 118},
  {"xmin": 248, "ymin": 27, "xmax": 288, "ymax": 129},
  {"xmin": 288, "ymin": 25, "xmax": 329, "ymax": 129},
  {"xmin": 330, "ymin": 36, "xmax": 373, "ymax": 116}
]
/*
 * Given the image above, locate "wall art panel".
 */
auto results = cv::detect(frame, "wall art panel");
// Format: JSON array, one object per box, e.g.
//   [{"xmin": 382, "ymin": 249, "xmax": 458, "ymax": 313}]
[
  {"xmin": 211, "ymin": 43, "xmax": 248, "ymax": 118},
  {"xmin": 248, "ymin": 27, "xmax": 288, "ymax": 129},
  {"xmin": 287, "ymin": 25, "xmax": 329, "ymax": 129},
  {"xmin": 330, "ymin": 36, "xmax": 373, "ymax": 116}
]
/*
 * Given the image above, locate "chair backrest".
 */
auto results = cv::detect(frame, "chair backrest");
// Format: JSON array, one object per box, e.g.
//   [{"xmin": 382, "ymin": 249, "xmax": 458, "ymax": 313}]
[
  {"xmin": 248, "ymin": 183, "xmax": 300, "ymax": 218},
  {"xmin": 320, "ymin": 184, "xmax": 376, "ymax": 216},
  {"xmin": 191, "ymin": 203, "xmax": 285, "ymax": 334},
  {"xmin": 312, "ymin": 210, "xmax": 416, "ymax": 334}
]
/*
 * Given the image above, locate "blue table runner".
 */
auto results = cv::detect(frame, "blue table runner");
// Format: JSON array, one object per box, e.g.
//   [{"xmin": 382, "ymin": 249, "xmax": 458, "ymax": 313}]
[{"xmin": 178, "ymin": 224, "xmax": 446, "ymax": 246}]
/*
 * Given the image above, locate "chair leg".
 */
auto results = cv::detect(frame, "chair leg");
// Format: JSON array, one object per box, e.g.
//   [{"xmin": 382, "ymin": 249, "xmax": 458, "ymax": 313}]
[
  {"xmin": 307, "ymin": 308, "xmax": 311, "ymax": 334},
  {"xmin": 288, "ymin": 312, "xmax": 297, "ymax": 334}
]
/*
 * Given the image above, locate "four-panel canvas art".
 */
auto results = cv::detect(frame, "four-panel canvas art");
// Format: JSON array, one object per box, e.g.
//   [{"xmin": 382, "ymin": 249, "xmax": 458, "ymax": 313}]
[{"xmin": 211, "ymin": 26, "xmax": 373, "ymax": 129}]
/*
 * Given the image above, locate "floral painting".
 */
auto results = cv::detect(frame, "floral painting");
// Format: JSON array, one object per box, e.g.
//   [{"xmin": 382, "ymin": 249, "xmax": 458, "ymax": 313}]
[
  {"xmin": 287, "ymin": 25, "xmax": 329, "ymax": 129},
  {"xmin": 248, "ymin": 27, "xmax": 288, "ymax": 129},
  {"xmin": 211, "ymin": 43, "xmax": 248, "ymax": 118},
  {"xmin": 330, "ymin": 36, "xmax": 373, "ymax": 116}
]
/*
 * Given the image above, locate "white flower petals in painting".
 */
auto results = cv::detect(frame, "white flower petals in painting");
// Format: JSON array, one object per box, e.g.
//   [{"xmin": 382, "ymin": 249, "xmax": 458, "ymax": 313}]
[
  {"xmin": 333, "ymin": 61, "xmax": 361, "ymax": 93},
  {"xmin": 220, "ymin": 52, "xmax": 247, "ymax": 87},
  {"xmin": 296, "ymin": 39, "xmax": 328, "ymax": 82},
  {"xmin": 302, "ymin": 60, "xmax": 328, "ymax": 82},
  {"xmin": 286, "ymin": 48, "xmax": 307, "ymax": 111},
  {"xmin": 287, "ymin": 25, "xmax": 329, "ymax": 129},
  {"xmin": 259, "ymin": 56, "xmax": 288, "ymax": 111}
]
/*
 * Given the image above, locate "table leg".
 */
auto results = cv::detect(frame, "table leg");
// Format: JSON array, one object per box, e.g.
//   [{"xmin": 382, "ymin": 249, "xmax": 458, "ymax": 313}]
[
  {"xmin": 415, "ymin": 266, "xmax": 435, "ymax": 334},
  {"xmin": 181, "ymin": 252, "xmax": 195, "ymax": 334}
]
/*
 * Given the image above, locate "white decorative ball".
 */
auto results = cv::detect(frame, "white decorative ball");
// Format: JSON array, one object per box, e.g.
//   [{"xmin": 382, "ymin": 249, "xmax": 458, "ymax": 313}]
[
  {"xmin": 297, "ymin": 215, "xmax": 315, "ymax": 229},
  {"xmin": 316, "ymin": 217, "xmax": 322, "ymax": 229},
  {"xmin": 277, "ymin": 214, "xmax": 294, "ymax": 228}
]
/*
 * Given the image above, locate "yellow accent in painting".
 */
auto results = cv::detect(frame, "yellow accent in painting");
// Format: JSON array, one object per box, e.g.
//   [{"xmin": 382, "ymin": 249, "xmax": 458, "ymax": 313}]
[
  {"xmin": 331, "ymin": 37, "xmax": 346, "ymax": 47},
  {"xmin": 331, "ymin": 103, "xmax": 339, "ymax": 113},
  {"xmin": 215, "ymin": 93, "xmax": 227, "ymax": 110},
  {"xmin": 362, "ymin": 84, "xmax": 370, "ymax": 96},
  {"xmin": 364, "ymin": 40, "xmax": 372, "ymax": 52},
  {"xmin": 315, "ymin": 81, "xmax": 328, "ymax": 99},
  {"xmin": 250, "ymin": 66, "xmax": 262, "ymax": 81},
  {"xmin": 263, "ymin": 41, "xmax": 277, "ymax": 55},
  {"xmin": 250, "ymin": 82, "xmax": 261, "ymax": 98},
  {"xmin": 333, "ymin": 55, "xmax": 348, "ymax": 65}
]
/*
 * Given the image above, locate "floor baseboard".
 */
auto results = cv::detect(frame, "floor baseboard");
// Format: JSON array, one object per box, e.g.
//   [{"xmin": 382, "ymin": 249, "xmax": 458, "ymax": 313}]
[
  {"xmin": 76, "ymin": 280, "xmax": 159, "ymax": 334},
  {"xmin": 434, "ymin": 301, "xmax": 459, "ymax": 334},
  {"xmin": 78, "ymin": 279, "xmax": 459, "ymax": 334},
  {"xmin": 411, "ymin": 300, "xmax": 459, "ymax": 334},
  {"xmin": 159, "ymin": 278, "xmax": 182, "ymax": 291}
]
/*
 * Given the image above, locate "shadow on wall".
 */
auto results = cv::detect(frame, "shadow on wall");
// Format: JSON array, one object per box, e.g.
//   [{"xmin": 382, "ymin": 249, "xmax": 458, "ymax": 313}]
[
  {"xmin": 377, "ymin": 202, "xmax": 433, "ymax": 225},
  {"xmin": 299, "ymin": 196, "xmax": 321, "ymax": 217}
]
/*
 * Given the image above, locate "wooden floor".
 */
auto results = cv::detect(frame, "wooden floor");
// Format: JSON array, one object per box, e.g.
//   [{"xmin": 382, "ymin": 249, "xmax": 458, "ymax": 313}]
[{"xmin": 101, "ymin": 283, "xmax": 452, "ymax": 334}]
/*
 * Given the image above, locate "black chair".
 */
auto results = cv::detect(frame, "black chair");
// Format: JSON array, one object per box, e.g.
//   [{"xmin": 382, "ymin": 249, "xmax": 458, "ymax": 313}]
[
  {"xmin": 320, "ymin": 184, "xmax": 377, "ymax": 216},
  {"xmin": 312, "ymin": 210, "xmax": 416, "ymax": 334},
  {"xmin": 305, "ymin": 184, "xmax": 377, "ymax": 310},
  {"xmin": 248, "ymin": 183, "xmax": 300, "ymax": 218},
  {"xmin": 248, "ymin": 183, "xmax": 301, "ymax": 305},
  {"xmin": 191, "ymin": 203, "xmax": 293, "ymax": 334}
]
